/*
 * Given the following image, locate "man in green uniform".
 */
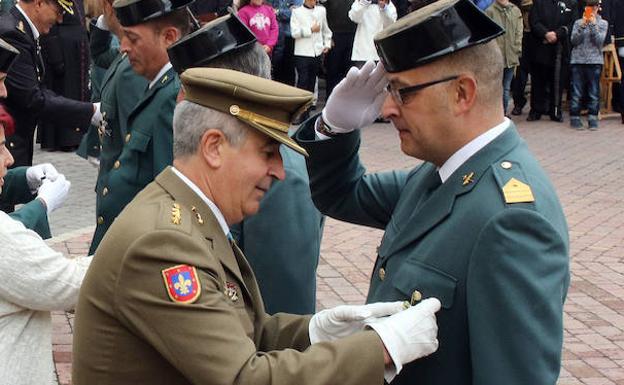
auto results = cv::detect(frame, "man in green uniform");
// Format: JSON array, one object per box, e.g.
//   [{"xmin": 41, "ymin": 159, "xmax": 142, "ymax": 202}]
[
  {"xmin": 168, "ymin": 14, "xmax": 324, "ymax": 315},
  {"xmin": 76, "ymin": 0, "xmax": 148, "ymax": 166},
  {"xmin": 72, "ymin": 67, "xmax": 443, "ymax": 384},
  {"xmin": 87, "ymin": 0, "xmax": 191, "ymax": 254},
  {"xmin": 295, "ymin": 0, "xmax": 570, "ymax": 384}
]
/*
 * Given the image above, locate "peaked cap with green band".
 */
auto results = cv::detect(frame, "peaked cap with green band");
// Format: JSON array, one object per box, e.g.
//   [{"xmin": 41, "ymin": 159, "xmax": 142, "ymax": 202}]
[{"xmin": 180, "ymin": 67, "xmax": 313, "ymax": 156}]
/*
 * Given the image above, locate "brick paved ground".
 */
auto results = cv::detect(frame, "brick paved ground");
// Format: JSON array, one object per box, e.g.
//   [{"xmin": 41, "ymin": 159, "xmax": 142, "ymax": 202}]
[{"xmin": 43, "ymin": 114, "xmax": 624, "ymax": 384}]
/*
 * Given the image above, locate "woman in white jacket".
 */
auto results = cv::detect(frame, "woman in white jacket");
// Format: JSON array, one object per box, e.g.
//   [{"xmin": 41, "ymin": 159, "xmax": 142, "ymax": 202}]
[
  {"xmin": 290, "ymin": 0, "xmax": 333, "ymax": 99},
  {"xmin": 0, "ymin": 119, "xmax": 91, "ymax": 385},
  {"xmin": 349, "ymin": 0, "xmax": 397, "ymax": 64}
]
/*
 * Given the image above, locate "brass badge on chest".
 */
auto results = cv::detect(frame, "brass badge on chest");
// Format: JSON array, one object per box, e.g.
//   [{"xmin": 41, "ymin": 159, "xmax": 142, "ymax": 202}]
[
  {"xmin": 171, "ymin": 202, "xmax": 182, "ymax": 225},
  {"xmin": 502, "ymin": 177, "xmax": 535, "ymax": 203},
  {"xmin": 224, "ymin": 282, "xmax": 239, "ymax": 302}
]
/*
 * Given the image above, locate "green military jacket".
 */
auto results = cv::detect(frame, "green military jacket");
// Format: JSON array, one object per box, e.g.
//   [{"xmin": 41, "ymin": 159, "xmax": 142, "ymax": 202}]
[
  {"xmin": 88, "ymin": 66, "xmax": 176, "ymax": 254},
  {"xmin": 296, "ymin": 121, "xmax": 570, "ymax": 385},
  {"xmin": 73, "ymin": 167, "xmax": 385, "ymax": 385},
  {"xmin": 230, "ymin": 146, "xmax": 324, "ymax": 315},
  {"xmin": 0, "ymin": 167, "xmax": 51, "ymax": 239},
  {"xmin": 77, "ymin": 25, "xmax": 143, "ymax": 160}
]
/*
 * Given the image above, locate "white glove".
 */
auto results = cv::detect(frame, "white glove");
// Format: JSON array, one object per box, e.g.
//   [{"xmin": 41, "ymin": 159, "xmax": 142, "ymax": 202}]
[
  {"xmin": 37, "ymin": 174, "xmax": 71, "ymax": 214},
  {"xmin": 321, "ymin": 60, "xmax": 388, "ymax": 133},
  {"xmin": 618, "ymin": 46, "xmax": 624, "ymax": 58},
  {"xmin": 309, "ymin": 301, "xmax": 405, "ymax": 344},
  {"xmin": 26, "ymin": 163, "xmax": 59, "ymax": 191},
  {"xmin": 96, "ymin": 14, "xmax": 109, "ymax": 30},
  {"xmin": 367, "ymin": 298, "xmax": 441, "ymax": 380},
  {"xmin": 91, "ymin": 102, "xmax": 103, "ymax": 126}
]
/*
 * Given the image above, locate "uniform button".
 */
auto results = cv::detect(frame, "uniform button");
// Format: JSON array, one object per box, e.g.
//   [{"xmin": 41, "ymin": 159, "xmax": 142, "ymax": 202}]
[
  {"xmin": 97, "ymin": 216, "xmax": 104, "ymax": 225},
  {"xmin": 410, "ymin": 290, "xmax": 422, "ymax": 305},
  {"xmin": 125, "ymin": 133, "xmax": 131, "ymax": 143},
  {"xmin": 113, "ymin": 160, "xmax": 121, "ymax": 169},
  {"xmin": 75, "ymin": 127, "xmax": 80, "ymax": 132},
  {"xmin": 9, "ymin": 142, "xmax": 14, "ymax": 148},
  {"xmin": 501, "ymin": 161, "xmax": 512, "ymax": 169},
  {"xmin": 379, "ymin": 267, "xmax": 386, "ymax": 281},
  {"xmin": 102, "ymin": 187, "xmax": 109, "ymax": 196}
]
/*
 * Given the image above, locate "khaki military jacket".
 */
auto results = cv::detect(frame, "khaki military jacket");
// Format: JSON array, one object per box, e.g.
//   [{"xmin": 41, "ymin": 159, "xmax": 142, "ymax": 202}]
[{"xmin": 73, "ymin": 167, "xmax": 385, "ymax": 385}]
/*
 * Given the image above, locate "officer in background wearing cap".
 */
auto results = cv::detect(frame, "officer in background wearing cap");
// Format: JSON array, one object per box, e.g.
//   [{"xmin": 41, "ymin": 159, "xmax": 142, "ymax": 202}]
[
  {"xmin": 169, "ymin": 13, "xmax": 324, "ymax": 315},
  {"xmin": 86, "ymin": 0, "xmax": 192, "ymax": 254},
  {"xmin": 73, "ymin": 67, "xmax": 442, "ymax": 385},
  {"xmin": 76, "ymin": 0, "xmax": 149, "ymax": 166},
  {"xmin": 0, "ymin": 0, "xmax": 100, "ymax": 169},
  {"xmin": 296, "ymin": 0, "xmax": 570, "ymax": 384},
  {"xmin": 0, "ymin": 37, "xmax": 71, "ymax": 238}
]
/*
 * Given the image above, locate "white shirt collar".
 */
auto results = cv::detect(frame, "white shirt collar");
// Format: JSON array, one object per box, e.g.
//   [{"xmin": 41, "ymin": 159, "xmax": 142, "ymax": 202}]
[
  {"xmin": 16, "ymin": 4, "xmax": 40, "ymax": 40},
  {"xmin": 438, "ymin": 118, "xmax": 510, "ymax": 183},
  {"xmin": 148, "ymin": 62, "xmax": 173, "ymax": 89},
  {"xmin": 171, "ymin": 167, "xmax": 231, "ymax": 237}
]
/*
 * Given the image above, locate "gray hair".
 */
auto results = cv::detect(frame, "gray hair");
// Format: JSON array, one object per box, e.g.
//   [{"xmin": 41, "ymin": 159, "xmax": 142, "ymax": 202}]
[
  {"xmin": 173, "ymin": 101, "xmax": 249, "ymax": 158},
  {"xmin": 434, "ymin": 41, "xmax": 504, "ymax": 106},
  {"xmin": 207, "ymin": 42, "xmax": 272, "ymax": 79}
]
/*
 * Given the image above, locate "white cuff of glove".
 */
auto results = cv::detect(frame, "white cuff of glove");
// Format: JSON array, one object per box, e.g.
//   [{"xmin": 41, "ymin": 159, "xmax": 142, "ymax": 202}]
[
  {"xmin": 367, "ymin": 321, "xmax": 402, "ymax": 383},
  {"xmin": 91, "ymin": 102, "xmax": 103, "ymax": 126},
  {"xmin": 96, "ymin": 15, "xmax": 109, "ymax": 31},
  {"xmin": 618, "ymin": 46, "xmax": 624, "ymax": 57}
]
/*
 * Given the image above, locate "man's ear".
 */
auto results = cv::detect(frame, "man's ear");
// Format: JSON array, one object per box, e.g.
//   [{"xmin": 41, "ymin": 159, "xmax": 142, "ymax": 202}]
[
  {"xmin": 162, "ymin": 26, "xmax": 181, "ymax": 47},
  {"xmin": 451, "ymin": 74, "xmax": 478, "ymax": 116},
  {"xmin": 200, "ymin": 129, "xmax": 227, "ymax": 168}
]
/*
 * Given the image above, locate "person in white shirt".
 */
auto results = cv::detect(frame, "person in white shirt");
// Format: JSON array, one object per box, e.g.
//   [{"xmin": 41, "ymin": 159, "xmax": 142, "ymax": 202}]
[
  {"xmin": 348, "ymin": 0, "xmax": 396, "ymax": 65},
  {"xmin": 0, "ymin": 108, "xmax": 91, "ymax": 385},
  {"xmin": 291, "ymin": 0, "xmax": 332, "ymax": 109}
]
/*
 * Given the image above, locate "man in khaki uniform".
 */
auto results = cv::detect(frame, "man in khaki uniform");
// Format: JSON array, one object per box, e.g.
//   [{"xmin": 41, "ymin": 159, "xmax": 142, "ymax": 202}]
[{"xmin": 72, "ymin": 67, "xmax": 442, "ymax": 385}]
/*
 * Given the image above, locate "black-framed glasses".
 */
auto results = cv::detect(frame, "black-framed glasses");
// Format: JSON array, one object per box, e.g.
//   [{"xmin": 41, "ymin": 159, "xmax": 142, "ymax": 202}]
[{"xmin": 386, "ymin": 75, "xmax": 459, "ymax": 105}]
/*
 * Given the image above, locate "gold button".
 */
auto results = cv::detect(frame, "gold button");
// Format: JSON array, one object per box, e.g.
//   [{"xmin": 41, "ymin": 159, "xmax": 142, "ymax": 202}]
[
  {"xmin": 410, "ymin": 290, "xmax": 422, "ymax": 305},
  {"xmin": 125, "ymin": 133, "xmax": 131, "ymax": 143},
  {"xmin": 113, "ymin": 160, "xmax": 121, "ymax": 169},
  {"xmin": 379, "ymin": 267, "xmax": 386, "ymax": 281},
  {"xmin": 501, "ymin": 161, "xmax": 512, "ymax": 169},
  {"xmin": 97, "ymin": 216, "xmax": 104, "ymax": 225},
  {"xmin": 102, "ymin": 187, "xmax": 109, "ymax": 196}
]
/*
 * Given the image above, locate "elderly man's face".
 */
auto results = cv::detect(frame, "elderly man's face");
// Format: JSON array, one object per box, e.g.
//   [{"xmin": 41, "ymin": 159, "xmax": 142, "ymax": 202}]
[
  {"xmin": 0, "ymin": 126, "xmax": 14, "ymax": 194},
  {"xmin": 217, "ymin": 127, "xmax": 285, "ymax": 224},
  {"xmin": 381, "ymin": 64, "xmax": 455, "ymax": 165}
]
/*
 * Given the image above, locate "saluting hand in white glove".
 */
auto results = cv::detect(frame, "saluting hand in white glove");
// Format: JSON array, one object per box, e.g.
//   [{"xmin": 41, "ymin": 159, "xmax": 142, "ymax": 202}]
[
  {"xmin": 37, "ymin": 174, "xmax": 71, "ymax": 214},
  {"xmin": 309, "ymin": 301, "xmax": 406, "ymax": 344},
  {"xmin": 26, "ymin": 163, "xmax": 59, "ymax": 191},
  {"xmin": 321, "ymin": 60, "xmax": 388, "ymax": 133}
]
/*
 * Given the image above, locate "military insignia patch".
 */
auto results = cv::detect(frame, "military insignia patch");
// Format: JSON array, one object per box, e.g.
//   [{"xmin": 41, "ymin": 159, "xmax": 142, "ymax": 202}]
[
  {"xmin": 502, "ymin": 177, "xmax": 535, "ymax": 204},
  {"xmin": 16, "ymin": 21, "xmax": 25, "ymax": 34},
  {"xmin": 224, "ymin": 282, "xmax": 239, "ymax": 302},
  {"xmin": 162, "ymin": 265, "xmax": 201, "ymax": 303}
]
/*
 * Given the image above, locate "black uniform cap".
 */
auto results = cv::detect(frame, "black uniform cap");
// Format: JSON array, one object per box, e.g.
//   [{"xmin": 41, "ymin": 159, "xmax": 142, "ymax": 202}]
[
  {"xmin": 374, "ymin": 0, "xmax": 504, "ymax": 73},
  {"xmin": 113, "ymin": 0, "xmax": 195, "ymax": 26},
  {"xmin": 167, "ymin": 12, "xmax": 256, "ymax": 74}
]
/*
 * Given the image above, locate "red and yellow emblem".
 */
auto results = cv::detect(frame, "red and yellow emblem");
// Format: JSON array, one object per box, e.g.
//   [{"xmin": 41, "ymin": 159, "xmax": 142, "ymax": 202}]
[{"xmin": 162, "ymin": 265, "xmax": 201, "ymax": 304}]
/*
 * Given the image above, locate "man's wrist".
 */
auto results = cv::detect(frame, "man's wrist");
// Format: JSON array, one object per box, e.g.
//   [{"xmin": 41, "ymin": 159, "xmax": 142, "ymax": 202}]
[{"xmin": 315, "ymin": 116, "xmax": 341, "ymax": 137}]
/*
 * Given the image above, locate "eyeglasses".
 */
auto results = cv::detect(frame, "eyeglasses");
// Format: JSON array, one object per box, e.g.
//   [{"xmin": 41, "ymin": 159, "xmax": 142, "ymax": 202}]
[{"xmin": 386, "ymin": 75, "xmax": 459, "ymax": 105}]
